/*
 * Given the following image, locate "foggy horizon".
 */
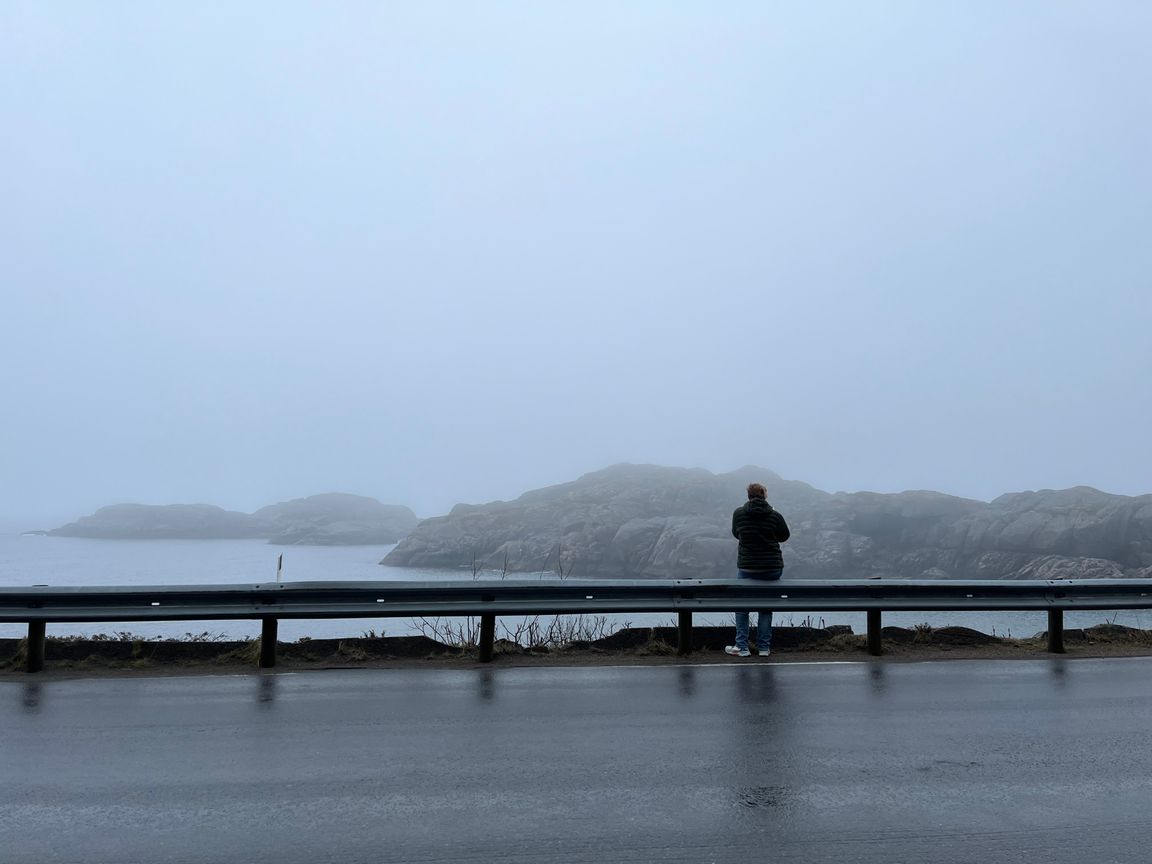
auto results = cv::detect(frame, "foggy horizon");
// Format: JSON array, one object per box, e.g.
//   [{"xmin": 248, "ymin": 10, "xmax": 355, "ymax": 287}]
[
  {"xmin": 9, "ymin": 456, "xmax": 1152, "ymax": 533},
  {"xmin": 4, "ymin": 3, "xmax": 1150, "ymax": 528}
]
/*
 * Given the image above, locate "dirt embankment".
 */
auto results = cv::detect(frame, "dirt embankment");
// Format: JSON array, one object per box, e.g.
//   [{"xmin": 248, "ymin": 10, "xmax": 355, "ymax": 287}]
[{"xmin": 5, "ymin": 623, "xmax": 1152, "ymax": 679}]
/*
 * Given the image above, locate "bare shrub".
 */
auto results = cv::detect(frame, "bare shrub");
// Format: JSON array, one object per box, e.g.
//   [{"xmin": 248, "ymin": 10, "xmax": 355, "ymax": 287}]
[
  {"xmin": 411, "ymin": 614, "xmax": 623, "ymax": 650},
  {"xmin": 411, "ymin": 616, "xmax": 480, "ymax": 649},
  {"xmin": 498, "ymin": 614, "xmax": 620, "ymax": 649}
]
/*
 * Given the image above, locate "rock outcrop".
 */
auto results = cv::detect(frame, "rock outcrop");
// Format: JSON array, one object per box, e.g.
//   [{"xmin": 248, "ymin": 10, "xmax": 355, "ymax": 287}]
[
  {"xmin": 49, "ymin": 494, "xmax": 418, "ymax": 545},
  {"xmin": 382, "ymin": 464, "xmax": 1152, "ymax": 580},
  {"xmin": 384, "ymin": 464, "xmax": 826, "ymax": 579},
  {"xmin": 49, "ymin": 504, "xmax": 258, "ymax": 540},
  {"xmin": 253, "ymin": 493, "xmax": 418, "ymax": 546}
]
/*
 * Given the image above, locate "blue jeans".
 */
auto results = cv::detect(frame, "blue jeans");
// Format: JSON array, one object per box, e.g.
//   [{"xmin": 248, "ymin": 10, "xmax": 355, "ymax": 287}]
[{"xmin": 734, "ymin": 568, "xmax": 783, "ymax": 652}]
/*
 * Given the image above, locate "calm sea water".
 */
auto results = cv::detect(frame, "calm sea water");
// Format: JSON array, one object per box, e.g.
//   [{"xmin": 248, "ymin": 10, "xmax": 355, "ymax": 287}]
[{"xmin": 3, "ymin": 533, "xmax": 1150, "ymax": 641}]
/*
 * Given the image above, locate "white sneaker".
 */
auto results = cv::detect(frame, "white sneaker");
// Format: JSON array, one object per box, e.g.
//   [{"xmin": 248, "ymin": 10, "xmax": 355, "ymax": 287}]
[
  {"xmin": 724, "ymin": 646, "xmax": 751, "ymax": 658},
  {"xmin": 757, "ymin": 648, "xmax": 771, "ymax": 657}
]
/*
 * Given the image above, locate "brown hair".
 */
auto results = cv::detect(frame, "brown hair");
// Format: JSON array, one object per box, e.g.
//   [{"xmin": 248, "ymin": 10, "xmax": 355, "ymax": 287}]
[{"xmin": 746, "ymin": 482, "xmax": 767, "ymax": 500}]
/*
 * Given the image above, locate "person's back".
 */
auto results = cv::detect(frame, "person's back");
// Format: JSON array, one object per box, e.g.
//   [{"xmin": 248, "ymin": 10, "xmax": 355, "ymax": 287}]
[
  {"xmin": 731, "ymin": 496, "xmax": 790, "ymax": 575},
  {"xmin": 726, "ymin": 482, "xmax": 790, "ymax": 658}
]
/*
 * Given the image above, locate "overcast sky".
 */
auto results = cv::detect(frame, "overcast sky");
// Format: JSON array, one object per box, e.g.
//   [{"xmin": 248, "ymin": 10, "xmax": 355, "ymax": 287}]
[{"xmin": 2, "ymin": 1, "xmax": 1150, "ymax": 524}]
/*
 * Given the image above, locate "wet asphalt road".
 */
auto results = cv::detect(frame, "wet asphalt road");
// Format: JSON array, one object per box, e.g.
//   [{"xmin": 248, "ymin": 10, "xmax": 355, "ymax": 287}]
[{"xmin": 4, "ymin": 659, "xmax": 1152, "ymax": 864}]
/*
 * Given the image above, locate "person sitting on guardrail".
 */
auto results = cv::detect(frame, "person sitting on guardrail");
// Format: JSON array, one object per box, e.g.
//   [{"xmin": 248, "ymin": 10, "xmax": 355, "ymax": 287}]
[{"xmin": 725, "ymin": 482, "xmax": 790, "ymax": 658}]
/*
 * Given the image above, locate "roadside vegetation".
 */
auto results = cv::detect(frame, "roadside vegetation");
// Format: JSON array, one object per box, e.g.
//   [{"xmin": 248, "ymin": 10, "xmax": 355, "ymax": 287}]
[{"xmin": 6, "ymin": 622, "xmax": 1152, "ymax": 674}]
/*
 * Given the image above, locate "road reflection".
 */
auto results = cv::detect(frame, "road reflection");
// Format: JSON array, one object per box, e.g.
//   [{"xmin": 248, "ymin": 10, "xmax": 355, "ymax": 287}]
[
  {"xmin": 734, "ymin": 663, "xmax": 780, "ymax": 705},
  {"xmin": 868, "ymin": 661, "xmax": 887, "ymax": 698},
  {"xmin": 256, "ymin": 673, "xmax": 278, "ymax": 707},
  {"xmin": 22, "ymin": 681, "xmax": 41, "ymax": 712},
  {"xmin": 476, "ymin": 668, "xmax": 495, "ymax": 702},
  {"xmin": 728, "ymin": 665, "xmax": 796, "ymax": 817},
  {"xmin": 678, "ymin": 665, "xmax": 697, "ymax": 698}
]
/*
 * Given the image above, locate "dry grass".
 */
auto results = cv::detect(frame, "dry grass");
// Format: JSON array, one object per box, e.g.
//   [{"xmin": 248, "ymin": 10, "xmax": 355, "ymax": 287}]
[{"xmin": 410, "ymin": 614, "xmax": 623, "ymax": 651}]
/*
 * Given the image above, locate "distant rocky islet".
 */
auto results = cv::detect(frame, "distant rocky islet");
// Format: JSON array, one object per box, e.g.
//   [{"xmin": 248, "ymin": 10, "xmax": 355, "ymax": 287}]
[{"xmin": 48, "ymin": 493, "xmax": 418, "ymax": 546}]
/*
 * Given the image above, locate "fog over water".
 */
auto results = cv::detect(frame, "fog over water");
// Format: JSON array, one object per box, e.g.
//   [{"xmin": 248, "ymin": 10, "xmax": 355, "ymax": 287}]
[{"xmin": 3, "ymin": 3, "xmax": 1151, "ymax": 526}]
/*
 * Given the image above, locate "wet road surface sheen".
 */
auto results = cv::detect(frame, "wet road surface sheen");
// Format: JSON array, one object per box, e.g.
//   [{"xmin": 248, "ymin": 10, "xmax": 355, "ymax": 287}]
[{"xmin": 4, "ymin": 659, "xmax": 1152, "ymax": 863}]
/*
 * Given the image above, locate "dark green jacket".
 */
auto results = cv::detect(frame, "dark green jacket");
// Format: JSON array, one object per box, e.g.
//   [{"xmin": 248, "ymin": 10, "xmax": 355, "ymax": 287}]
[{"xmin": 731, "ymin": 499, "xmax": 790, "ymax": 572}]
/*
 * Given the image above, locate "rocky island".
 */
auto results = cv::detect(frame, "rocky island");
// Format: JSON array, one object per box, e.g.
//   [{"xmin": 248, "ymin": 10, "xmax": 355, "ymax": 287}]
[
  {"xmin": 382, "ymin": 464, "xmax": 1152, "ymax": 580},
  {"xmin": 48, "ymin": 493, "xmax": 418, "ymax": 546},
  {"xmin": 254, "ymin": 493, "xmax": 419, "ymax": 546}
]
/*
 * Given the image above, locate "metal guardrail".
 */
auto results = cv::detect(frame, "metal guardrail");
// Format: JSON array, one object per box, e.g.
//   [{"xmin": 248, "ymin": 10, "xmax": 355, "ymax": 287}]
[{"xmin": 5, "ymin": 577, "xmax": 1152, "ymax": 672}]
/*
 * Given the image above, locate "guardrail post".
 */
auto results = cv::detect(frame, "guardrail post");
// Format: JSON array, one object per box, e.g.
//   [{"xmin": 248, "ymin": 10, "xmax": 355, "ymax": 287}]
[
  {"xmin": 478, "ymin": 614, "xmax": 496, "ymax": 663},
  {"xmin": 25, "ymin": 621, "xmax": 46, "ymax": 674},
  {"xmin": 259, "ymin": 617, "xmax": 278, "ymax": 668},
  {"xmin": 1047, "ymin": 609, "xmax": 1065, "ymax": 654},
  {"xmin": 677, "ymin": 610, "xmax": 693, "ymax": 655},
  {"xmin": 867, "ymin": 610, "xmax": 882, "ymax": 656}
]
